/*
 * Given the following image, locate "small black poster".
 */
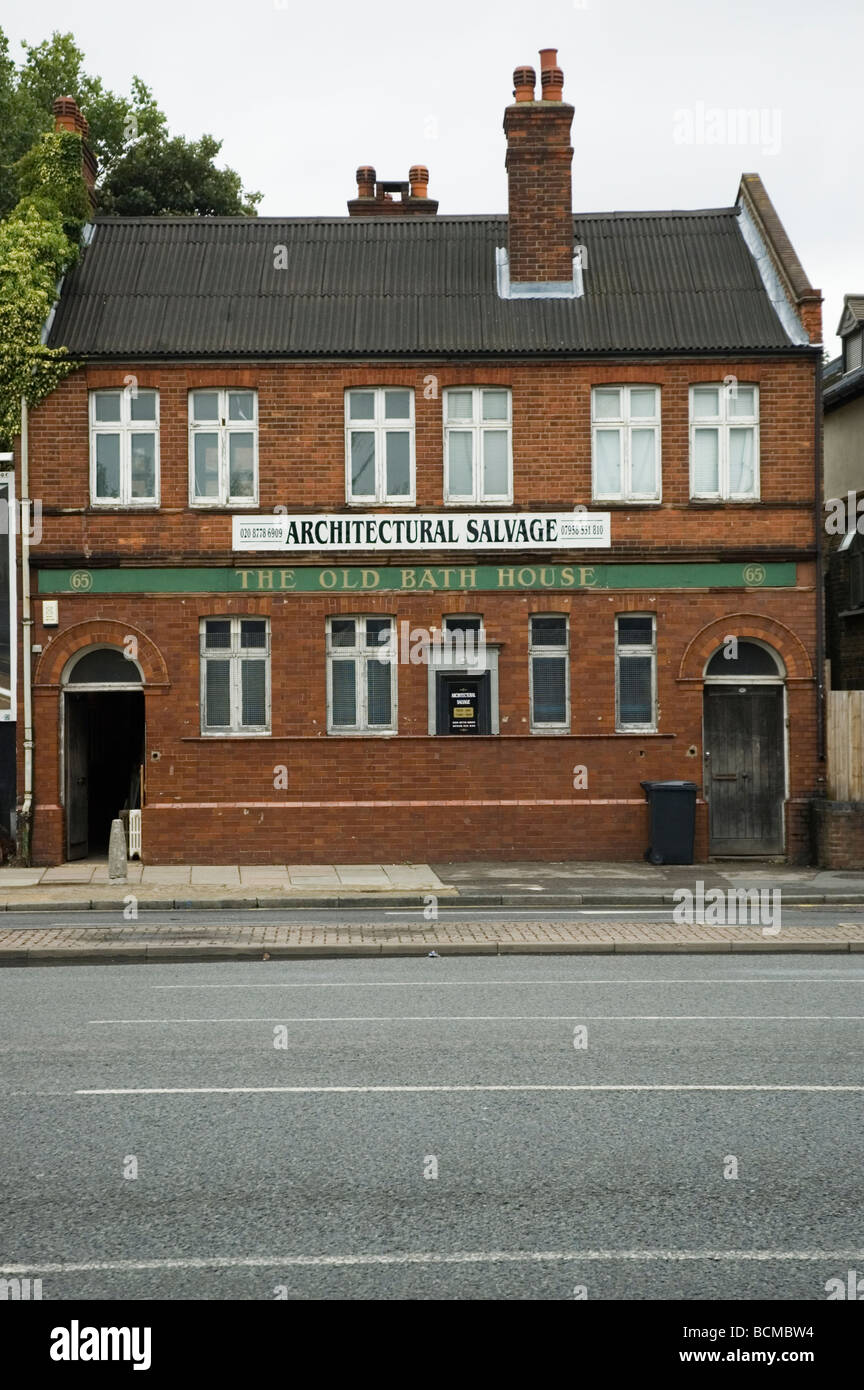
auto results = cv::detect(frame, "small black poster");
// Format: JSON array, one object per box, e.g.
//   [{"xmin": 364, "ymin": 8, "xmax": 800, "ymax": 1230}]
[{"xmin": 448, "ymin": 684, "xmax": 479, "ymax": 734}]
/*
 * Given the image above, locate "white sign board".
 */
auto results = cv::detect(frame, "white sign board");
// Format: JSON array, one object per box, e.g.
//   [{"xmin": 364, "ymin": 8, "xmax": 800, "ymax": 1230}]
[{"xmin": 233, "ymin": 512, "xmax": 611, "ymax": 552}]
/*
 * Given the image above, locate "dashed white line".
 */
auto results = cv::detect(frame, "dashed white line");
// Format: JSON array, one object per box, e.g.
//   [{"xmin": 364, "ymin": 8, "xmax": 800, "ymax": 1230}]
[
  {"xmin": 151, "ymin": 977, "xmax": 864, "ymax": 989},
  {"xmin": 87, "ymin": 1014, "xmax": 864, "ymax": 1024},
  {"xmin": 72, "ymin": 1083, "xmax": 864, "ymax": 1095}
]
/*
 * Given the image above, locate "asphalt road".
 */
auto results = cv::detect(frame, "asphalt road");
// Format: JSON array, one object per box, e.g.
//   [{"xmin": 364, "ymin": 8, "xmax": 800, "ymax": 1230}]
[{"xmin": 2, "ymin": 954, "xmax": 864, "ymax": 1301}]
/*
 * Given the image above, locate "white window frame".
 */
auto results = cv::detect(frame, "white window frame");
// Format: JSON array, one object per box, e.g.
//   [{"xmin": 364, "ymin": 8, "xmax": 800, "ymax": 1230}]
[
  {"xmin": 689, "ymin": 383, "xmax": 760, "ymax": 500},
  {"xmin": 529, "ymin": 613, "xmax": 570, "ymax": 733},
  {"xmin": 189, "ymin": 389, "xmax": 259, "ymax": 508},
  {"xmin": 326, "ymin": 615, "xmax": 398, "ymax": 735},
  {"xmin": 443, "ymin": 387, "xmax": 513, "ymax": 504},
  {"xmin": 615, "ymin": 614, "xmax": 657, "ymax": 733},
  {"xmin": 344, "ymin": 389, "xmax": 415, "ymax": 505},
  {"xmin": 89, "ymin": 388, "xmax": 160, "ymax": 507},
  {"xmin": 591, "ymin": 385, "xmax": 661, "ymax": 502},
  {"xmin": 199, "ymin": 616, "xmax": 270, "ymax": 736}
]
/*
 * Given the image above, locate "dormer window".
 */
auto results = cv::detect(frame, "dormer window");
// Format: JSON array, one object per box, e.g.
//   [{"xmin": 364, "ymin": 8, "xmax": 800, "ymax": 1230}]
[{"xmin": 844, "ymin": 327, "xmax": 863, "ymax": 374}]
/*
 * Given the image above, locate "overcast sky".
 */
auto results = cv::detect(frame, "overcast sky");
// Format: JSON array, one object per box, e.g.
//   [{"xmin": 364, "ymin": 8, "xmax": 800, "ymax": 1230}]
[{"xmin": 7, "ymin": 0, "xmax": 861, "ymax": 353}]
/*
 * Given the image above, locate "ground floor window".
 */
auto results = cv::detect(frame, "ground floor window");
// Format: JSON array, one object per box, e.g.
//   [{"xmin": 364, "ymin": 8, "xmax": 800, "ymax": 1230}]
[
  {"xmin": 200, "ymin": 617, "xmax": 270, "ymax": 734},
  {"xmin": 529, "ymin": 614, "xmax": 569, "ymax": 731},
  {"xmin": 615, "ymin": 614, "xmax": 656, "ymax": 731},
  {"xmin": 326, "ymin": 615, "xmax": 396, "ymax": 733}
]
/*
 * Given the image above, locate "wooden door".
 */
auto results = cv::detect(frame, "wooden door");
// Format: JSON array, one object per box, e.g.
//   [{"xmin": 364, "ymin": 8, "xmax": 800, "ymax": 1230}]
[{"xmin": 704, "ymin": 684, "xmax": 784, "ymax": 855}]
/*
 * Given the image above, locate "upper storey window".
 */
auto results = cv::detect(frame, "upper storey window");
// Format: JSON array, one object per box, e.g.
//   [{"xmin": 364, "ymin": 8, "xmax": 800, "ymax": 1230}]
[
  {"xmin": 90, "ymin": 389, "xmax": 159, "ymax": 506},
  {"xmin": 444, "ymin": 388, "xmax": 512, "ymax": 503},
  {"xmin": 345, "ymin": 389, "xmax": 414, "ymax": 504},
  {"xmin": 591, "ymin": 386, "xmax": 660, "ymax": 501},
  {"xmin": 189, "ymin": 390, "xmax": 258, "ymax": 507},
  {"xmin": 690, "ymin": 384, "xmax": 759, "ymax": 500}
]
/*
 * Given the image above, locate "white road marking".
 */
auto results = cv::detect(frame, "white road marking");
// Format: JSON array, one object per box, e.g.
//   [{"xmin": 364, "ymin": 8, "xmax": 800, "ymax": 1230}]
[
  {"xmin": 87, "ymin": 1014, "xmax": 864, "ymax": 1024},
  {"xmin": 575, "ymin": 909, "xmax": 674, "ymax": 916},
  {"xmin": 1, "ymin": 1249, "xmax": 862, "ymax": 1275},
  {"xmin": 72, "ymin": 1083, "xmax": 864, "ymax": 1095},
  {"xmin": 151, "ymin": 977, "xmax": 864, "ymax": 989}
]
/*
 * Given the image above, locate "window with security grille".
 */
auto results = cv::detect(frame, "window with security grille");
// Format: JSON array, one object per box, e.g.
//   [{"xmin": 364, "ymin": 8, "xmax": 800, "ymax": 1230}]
[
  {"xmin": 591, "ymin": 386, "xmax": 660, "ymax": 501},
  {"xmin": 189, "ymin": 389, "xmax": 258, "ymax": 506},
  {"xmin": 345, "ymin": 390, "xmax": 414, "ymax": 503},
  {"xmin": 90, "ymin": 389, "xmax": 159, "ymax": 505},
  {"xmin": 690, "ymin": 383, "xmax": 759, "ymax": 499},
  {"xmin": 327, "ymin": 616, "xmax": 396, "ymax": 733},
  {"xmin": 200, "ymin": 617, "xmax": 269, "ymax": 734},
  {"xmin": 615, "ymin": 615, "xmax": 656, "ymax": 731},
  {"xmin": 529, "ymin": 615, "xmax": 569, "ymax": 731}
]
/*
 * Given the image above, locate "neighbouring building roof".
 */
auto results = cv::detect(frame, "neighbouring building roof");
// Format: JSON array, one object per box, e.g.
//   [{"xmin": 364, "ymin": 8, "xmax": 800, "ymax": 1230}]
[
  {"xmin": 824, "ymin": 363, "xmax": 864, "ymax": 410},
  {"xmin": 838, "ymin": 294, "xmax": 864, "ymax": 334},
  {"xmin": 47, "ymin": 208, "xmax": 814, "ymax": 360}
]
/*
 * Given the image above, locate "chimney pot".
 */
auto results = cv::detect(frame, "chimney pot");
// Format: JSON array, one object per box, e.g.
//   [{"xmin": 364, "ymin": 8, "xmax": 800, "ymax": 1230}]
[
  {"xmin": 512, "ymin": 66, "xmax": 536, "ymax": 102},
  {"xmin": 539, "ymin": 47, "xmax": 558, "ymax": 71},
  {"xmin": 409, "ymin": 165, "xmax": 429, "ymax": 198},
  {"xmin": 540, "ymin": 65, "xmax": 564, "ymax": 100},
  {"xmin": 356, "ymin": 165, "xmax": 376, "ymax": 197}
]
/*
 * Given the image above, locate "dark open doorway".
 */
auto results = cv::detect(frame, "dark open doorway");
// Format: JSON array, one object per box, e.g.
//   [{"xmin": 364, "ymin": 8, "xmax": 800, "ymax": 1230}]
[{"xmin": 65, "ymin": 691, "xmax": 144, "ymax": 859}]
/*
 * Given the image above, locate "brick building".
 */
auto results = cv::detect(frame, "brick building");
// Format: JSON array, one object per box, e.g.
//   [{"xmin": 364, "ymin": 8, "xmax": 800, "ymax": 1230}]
[
  {"xmin": 817, "ymin": 296, "xmax": 864, "ymax": 865},
  {"xmin": 824, "ymin": 296, "xmax": 864, "ymax": 688},
  {"xmin": 19, "ymin": 51, "xmax": 824, "ymax": 865}
]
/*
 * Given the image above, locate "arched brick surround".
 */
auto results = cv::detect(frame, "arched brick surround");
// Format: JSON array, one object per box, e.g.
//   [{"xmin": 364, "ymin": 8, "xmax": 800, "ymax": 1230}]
[
  {"xmin": 33, "ymin": 620, "xmax": 170, "ymax": 690},
  {"xmin": 678, "ymin": 613, "xmax": 813, "ymax": 684}
]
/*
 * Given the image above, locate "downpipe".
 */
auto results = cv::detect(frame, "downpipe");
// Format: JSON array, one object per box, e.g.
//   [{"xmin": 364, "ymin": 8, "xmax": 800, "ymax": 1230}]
[{"xmin": 18, "ymin": 395, "xmax": 34, "ymax": 864}]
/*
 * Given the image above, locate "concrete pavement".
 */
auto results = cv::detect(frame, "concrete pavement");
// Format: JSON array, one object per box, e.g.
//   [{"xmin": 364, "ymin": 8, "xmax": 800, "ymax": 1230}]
[
  {"xmin": 1, "ymin": 859, "xmax": 864, "ymax": 912},
  {"xmin": 4, "ymin": 859, "xmax": 864, "ymax": 962}
]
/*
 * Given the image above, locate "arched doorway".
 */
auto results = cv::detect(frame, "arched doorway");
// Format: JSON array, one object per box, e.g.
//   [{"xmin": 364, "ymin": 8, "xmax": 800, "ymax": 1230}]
[
  {"xmin": 63, "ymin": 646, "xmax": 145, "ymax": 860},
  {"xmin": 703, "ymin": 640, "xmax": 786, "ymax": 856}
]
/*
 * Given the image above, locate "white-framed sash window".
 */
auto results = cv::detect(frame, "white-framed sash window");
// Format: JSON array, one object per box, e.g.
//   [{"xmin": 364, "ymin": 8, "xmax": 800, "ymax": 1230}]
[
  {"xmin": 345, "ymin": 390, "xmax": 414, "ymax": 504},
  {"xmin": 190, "ymin": 389, "xmax": 258, "ymax": 506},
  {"xmin": 529, "ymin": 614, "xmax": 569, "ymax": 731},
  {"xmin": 591, "ymin": 386, "xmax": 660, "ymax": 501},
  {"xmin": 200, "ymin": 616, "xmax": 270, "ymax": 734},
  {"xmin": 326, "ymin": 615, "xmax": 397, "ymax": 733},
  {"xmin": 444, "ymin": 388, "xmax": 512, "ymax": 503},
  {"xmin": 615, "ymin": 614, "xmax": 656, "ymax": 731},
  {"xmin": 90, "ymin": 388, "xmax": 159, "ymax": 506},
  {"xmin": 690, "ymin": 383, "xmax": 759, "ymax": 499}
]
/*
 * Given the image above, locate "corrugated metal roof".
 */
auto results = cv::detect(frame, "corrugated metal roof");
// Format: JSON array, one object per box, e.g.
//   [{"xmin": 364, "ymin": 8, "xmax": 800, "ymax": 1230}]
[{"xmin": 48, "ymin": 210, "xmax": 806, "ymax": 358}]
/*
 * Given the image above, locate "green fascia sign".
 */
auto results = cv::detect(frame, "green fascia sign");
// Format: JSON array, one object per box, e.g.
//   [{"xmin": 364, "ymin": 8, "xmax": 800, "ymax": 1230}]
[{"xmin": 38, "ymin": 562, "xmax": 796, "ymax": 595}]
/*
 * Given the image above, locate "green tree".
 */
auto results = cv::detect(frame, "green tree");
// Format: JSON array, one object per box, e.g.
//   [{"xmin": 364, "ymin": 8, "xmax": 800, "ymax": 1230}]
[
  {"xmin": 0, "ymin": 25, "xmax": 260, "ymax": 442},
  {"xmin": 99, "ymin": 131, "xmax": 261, "ymax": 216},
  {"xmin": 0, "ymin": 26, "xmax": 260, "ymax": 216},
  {"xmin": 0, "ymin": 133, "xmax": 85, "ymax": 446}
]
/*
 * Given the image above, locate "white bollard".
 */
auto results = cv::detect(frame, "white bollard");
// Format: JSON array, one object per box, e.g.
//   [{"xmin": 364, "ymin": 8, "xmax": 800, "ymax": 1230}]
[{"xmin": 108, "ymin": 818, "xmax": 128, "ymax": 881}]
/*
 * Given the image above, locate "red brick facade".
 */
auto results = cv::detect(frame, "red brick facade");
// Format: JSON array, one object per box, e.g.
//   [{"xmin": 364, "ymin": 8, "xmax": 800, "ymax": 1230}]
[{"xmin": 22, "ymin": 352, "xmax": 822, "ymax": 865}]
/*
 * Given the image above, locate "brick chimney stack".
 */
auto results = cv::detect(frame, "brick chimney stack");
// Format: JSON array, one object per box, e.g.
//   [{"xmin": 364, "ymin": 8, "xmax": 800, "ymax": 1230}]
[
  {"xmin": 504, "ymin": 48, "xmax": 574, "ymax": 285},
  {"xmin": 347, "ymin": 165, "xmax": 438, "ymax": 216},
  {"xmin": 53, "ymin": 96, "xmax": 97, "ymax": 208}
]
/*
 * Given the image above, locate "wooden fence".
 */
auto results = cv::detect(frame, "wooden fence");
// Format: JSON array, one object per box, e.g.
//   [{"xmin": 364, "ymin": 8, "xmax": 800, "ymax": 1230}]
[{"xmin": 827, "ymin": 688, "xmax": 864, "ymax": 800}]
